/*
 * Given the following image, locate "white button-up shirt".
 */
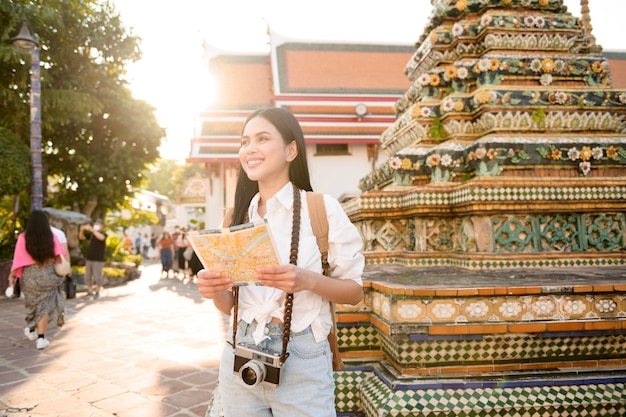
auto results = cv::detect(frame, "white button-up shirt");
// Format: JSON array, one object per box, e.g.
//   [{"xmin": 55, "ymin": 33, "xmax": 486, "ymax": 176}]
[{"xmin": 235, "ymin": 182, "xmax": 364, "ymax": 344}]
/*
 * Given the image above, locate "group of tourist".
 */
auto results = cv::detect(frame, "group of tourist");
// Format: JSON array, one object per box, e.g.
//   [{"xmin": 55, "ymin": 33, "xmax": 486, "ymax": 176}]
[{"xmin": 151, "ymin": 225, "xmax": 201, "ymax": 280}]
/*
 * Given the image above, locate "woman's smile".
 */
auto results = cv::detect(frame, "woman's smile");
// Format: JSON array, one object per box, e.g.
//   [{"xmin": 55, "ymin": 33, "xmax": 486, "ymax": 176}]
[{"xmin": 246, "ymin": 158, "xmax": 264, "ymax": 168}]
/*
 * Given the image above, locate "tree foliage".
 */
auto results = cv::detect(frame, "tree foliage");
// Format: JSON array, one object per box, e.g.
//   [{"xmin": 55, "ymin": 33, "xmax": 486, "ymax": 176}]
[
  {"xmin": 0, "ymin": 0, "xmax": 165, "ymax": 222},
  {"xmin": 142, "ymin": 159, "xmax": 182, "ymax": 200},
  {"xmin": 143, "ymin": 159, "xmax": 206, "ymax": 202},
  {"xmin": 0, "ymin": 128, "xmax": 30, "ymax": 196}
]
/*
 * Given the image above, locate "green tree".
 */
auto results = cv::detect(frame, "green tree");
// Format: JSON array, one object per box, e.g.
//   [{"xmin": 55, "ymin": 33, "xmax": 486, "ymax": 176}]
[
  {"xmin": 143, "ymin": 159, "xmax": 182, "ymax": 200},
  {"xmin": 0, "ymin": 0, "xmax": 165, "ymax": 222},
  {"xmin": 0, "ymin": 127, "xmax": 30, "ymax": 257},
  {"xmin": 143, "ymin": 160, "xmax": 207, "ymax": 204},
  {"xmin": 106, "ymin": 197, "xmax": 159, "ymax": 236},
  {"xmin": 0, "ymin": 128, "xmax": 30, "ymax": 196}
]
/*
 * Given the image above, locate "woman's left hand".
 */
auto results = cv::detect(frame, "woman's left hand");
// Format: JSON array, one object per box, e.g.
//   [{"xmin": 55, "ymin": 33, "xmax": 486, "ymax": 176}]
[
  {"xmin": 255, "ymin": 264, "xmax": 363, "ymax": 305},
  {"xmin": 255, "ymin": 264, "xmax": 311, "ymax": 293}
]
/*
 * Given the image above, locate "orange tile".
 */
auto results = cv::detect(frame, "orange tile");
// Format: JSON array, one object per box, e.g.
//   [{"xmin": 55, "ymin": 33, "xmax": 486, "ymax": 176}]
[
  {"xmin": 337, "ymin": 313, "xmax": 370, "ymax": 323},
  {"xmin": 422, "ymin": 368, "xmax": 440, "ymax": 375},
  {"xmin": 402, "ymin": 368, "xmax": 430, "ymax": 375},
  {"xmin": 391, "ymin": 287, "xmax": 406, "ymax": 295},
  {"xmin": 584, "ymin": 320, "xmax": 622, "ymax": 331},
  {"xmin": 613, "ymin": 285, "xmax": 626, "ymax": 292},
  {"xmin": 493, "ymin": 363, "xmax": 521, "ymax": 371},
  {"xmin": 468, "ymin": 324, "xmax": 508, "ymax": 334},
  {"xmin": 520, "ymin": 362, "xmax": 546, "ymax": 370},
  {"xmin": 412, "ymin": 289, "xmax": 437, "ymax": 296},
  {"xmin": 435, "ymin": 289, "xmax": 457, "ymax": 296},
  {"xmin": 428, "ymin": 324, "xmax": 469, "ymax": 335},
  {"xmin": 342, "ymin": 351, "xmax": 383, "ymax": 358},
  {"xmin": 494, "ymin": 287, "xmax": 508, "ymax": 295},
  {"xmin": 508, "ymin": 323, "xmax": 547, "ymax": 333},
  {"xmin": 507, "ymin": 287, "xmax": 527, "ymax": 295},
  {"xmin": 457, "ymin": 288, "xmax": 480, "ymax": 296},
  {"xmin": 439, "ymin": 366, "xmax": 470, "ymax": 374},
  {"xmin": 465, "ymin": 365, "xmax": 495, "ymax": 373},
  {"xmin": 478, "ymin": 288, "xmax": 495, "ymax": 296},
  {"xmin": 546, "ymin": 322, "xmax": 584, "ymax": 332},
  {"xmin": 573, "ymin": 285, "xmax": 593, "ymax": 293},
  {"xmin": 592, "ymin": 285, "xmax": 614, "ymax": 293},
  {"xmin": 571, "ymin": 361, "xmax": 598, "ymax": 368},
  {"xmin": 370, "ymin": 316, "xmax": 390, "ymax": 334},
  {"xmin": 525, "ymin": 287, "xmax": 542, "ymax": 294}
]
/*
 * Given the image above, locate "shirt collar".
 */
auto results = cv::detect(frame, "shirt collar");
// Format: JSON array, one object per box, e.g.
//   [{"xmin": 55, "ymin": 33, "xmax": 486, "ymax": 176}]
[{"xmin": 248, "ymin": 182, "xmax": 294, "ymax": 219}]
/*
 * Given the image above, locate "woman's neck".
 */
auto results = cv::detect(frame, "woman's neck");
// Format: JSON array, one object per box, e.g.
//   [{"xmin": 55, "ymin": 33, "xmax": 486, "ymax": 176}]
[{"xmin": 257, "ymin": 179, "xmax": 290, "ymax": 216}]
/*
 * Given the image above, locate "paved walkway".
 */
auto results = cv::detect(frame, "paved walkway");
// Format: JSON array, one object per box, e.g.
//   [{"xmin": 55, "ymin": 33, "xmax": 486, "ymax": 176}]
[{"xmin": 0, "ymin": 262, "xmax": 228, "ymax": 417}]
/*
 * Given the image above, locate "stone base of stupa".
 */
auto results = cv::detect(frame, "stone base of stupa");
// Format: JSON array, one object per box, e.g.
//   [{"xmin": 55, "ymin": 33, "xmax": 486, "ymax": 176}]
[{"xmin": 333, "ymin": 264, "xmax": 626, "ymax": 416}]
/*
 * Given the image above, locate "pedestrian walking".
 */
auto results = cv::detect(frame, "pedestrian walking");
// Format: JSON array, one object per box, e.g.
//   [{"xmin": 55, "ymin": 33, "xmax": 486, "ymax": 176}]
[
  {"xmin": 175, "ymin": 229, "xmax": 189, "ymax": 278},
  {"xmin": 196, "ymin": 107, "xmax": 364, "ymax": 416},
  {"xmin": 134, "ymin": 234, "xmax": 142, "ymax": 255},
  {"xmin": 79, "ymin": 219, "xmax": 108, "ymax": 299},
  {"xmin": 157, "ymin": 231, "xmax": 174, "ymax": 278},
  {"xmin": 7, "ymin": 209, "xmax": 68, "ymax": 350}
]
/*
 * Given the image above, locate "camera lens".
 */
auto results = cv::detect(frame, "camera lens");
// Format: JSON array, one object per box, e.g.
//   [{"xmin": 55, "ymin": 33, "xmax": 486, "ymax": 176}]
[{"xmin": 239, "ymin": 360, "xmax": 266, "ymax": 387}]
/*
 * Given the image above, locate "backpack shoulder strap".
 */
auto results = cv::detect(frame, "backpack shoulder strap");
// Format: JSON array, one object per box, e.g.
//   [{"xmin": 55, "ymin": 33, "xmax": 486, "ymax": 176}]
[
  {"xmin": 307, "ymin": 192, "xmax": 345, "ymax": 370},
  {"xmin": 306, "ymin": 192, "xmax": 330, "ymax": 276}
]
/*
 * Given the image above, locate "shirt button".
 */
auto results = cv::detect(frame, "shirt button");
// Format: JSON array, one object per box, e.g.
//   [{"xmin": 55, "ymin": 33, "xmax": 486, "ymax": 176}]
[{"xmin": 264, "ymin": 327, "xmax": 270, "ymax": 334}]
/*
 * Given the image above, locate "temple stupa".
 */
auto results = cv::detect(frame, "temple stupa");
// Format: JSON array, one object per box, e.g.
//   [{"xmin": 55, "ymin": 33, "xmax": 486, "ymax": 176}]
[{"xmin": 335, "ymin": 1, "xmax": 626, "ymax": 416}]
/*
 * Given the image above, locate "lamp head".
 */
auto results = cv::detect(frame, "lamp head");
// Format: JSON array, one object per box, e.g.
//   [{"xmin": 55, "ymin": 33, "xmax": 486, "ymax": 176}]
[{"xmin": 11, "ymin": 18, "xmax": 39, "ymax": 54}]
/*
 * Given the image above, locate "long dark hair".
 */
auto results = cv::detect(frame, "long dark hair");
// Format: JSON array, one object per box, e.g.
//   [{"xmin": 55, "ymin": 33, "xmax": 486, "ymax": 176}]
[
  {"xmin": 25, "ymin": 209, "xmax": 55, "ymax": 264},
  {"xmin": 230, "ymin": 107, "xmax": 313, "ymax": 226}
]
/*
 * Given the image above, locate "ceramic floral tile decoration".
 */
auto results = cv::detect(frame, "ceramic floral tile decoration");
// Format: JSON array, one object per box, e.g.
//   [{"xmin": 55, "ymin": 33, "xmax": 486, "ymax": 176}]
[{"xmin": 335, "ymin": 1, "xmax": 626, "ymax": 416}]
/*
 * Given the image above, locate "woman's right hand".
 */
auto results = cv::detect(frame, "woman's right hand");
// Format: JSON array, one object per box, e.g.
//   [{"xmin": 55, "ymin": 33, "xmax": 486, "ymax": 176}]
[
  {"xmin": 197, "ymin": 269, "xmax": 235, "ymax": 314},
  {"xmin": 196, "ymin": 269, "xmax": 232, "ymax": 299}
]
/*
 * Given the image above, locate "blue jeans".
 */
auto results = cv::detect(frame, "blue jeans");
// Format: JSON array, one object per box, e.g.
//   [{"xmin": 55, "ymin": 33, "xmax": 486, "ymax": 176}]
[{"xmin": 219, "ymin": 320, "xmax": 336, "ymax": 417}]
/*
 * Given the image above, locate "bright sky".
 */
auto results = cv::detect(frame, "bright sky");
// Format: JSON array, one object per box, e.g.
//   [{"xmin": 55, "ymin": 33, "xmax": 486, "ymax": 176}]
[{"xmin": 112, "ymin": 0, "xmax": 625, "ymax": 163}]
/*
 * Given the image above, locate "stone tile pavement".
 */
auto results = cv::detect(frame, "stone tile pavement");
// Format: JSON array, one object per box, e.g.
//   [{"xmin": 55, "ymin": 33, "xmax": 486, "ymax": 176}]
[{"xmin": 0, "ymin": 262, "xmax": 228, "ymax": 417}]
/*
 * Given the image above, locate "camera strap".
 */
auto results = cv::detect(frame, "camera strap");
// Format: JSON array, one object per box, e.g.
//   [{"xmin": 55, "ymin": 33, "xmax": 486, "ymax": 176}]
[{"xmin": 230, "ymin": 185, "xmax": 302, "ymax": 366}]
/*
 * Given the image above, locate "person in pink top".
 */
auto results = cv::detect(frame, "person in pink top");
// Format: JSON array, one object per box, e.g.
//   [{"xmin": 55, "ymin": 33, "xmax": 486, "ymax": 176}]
[{"xmin": 8, "ymin": 210, "xmax": 68, "ymax": 349}]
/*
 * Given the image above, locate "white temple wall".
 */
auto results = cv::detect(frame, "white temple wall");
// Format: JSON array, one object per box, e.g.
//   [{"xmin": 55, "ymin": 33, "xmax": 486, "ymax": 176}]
[{"xmin": 306, "ymin": 144, "xmax": 379, "ymax": 201}]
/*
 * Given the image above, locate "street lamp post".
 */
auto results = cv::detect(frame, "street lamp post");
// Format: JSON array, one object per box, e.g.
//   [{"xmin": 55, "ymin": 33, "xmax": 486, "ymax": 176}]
[{"xmin": 11, "ymin": 18, "xmax": 43, "ymax": 211}]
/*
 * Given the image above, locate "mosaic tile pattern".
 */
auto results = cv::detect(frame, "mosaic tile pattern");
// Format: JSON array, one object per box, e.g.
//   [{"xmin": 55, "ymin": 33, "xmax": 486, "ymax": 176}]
[
  {"xmin": 337, "ymin": 323, "xmax": 380, "ymax": 352},
  {"xmin": 335, "ymin": 370, "xmax": 369, "ymax": 415},
  {"xmin": 366, "ymin": 254, "xmax": 626, "ymax": 269},
  {"xmin": 356, "ymin": 372, "xmax": 626, "ymax": 417},
  {"xmin": 345, "ymin": 184, "xmax": 626, "ymax": 215},
  {"xmin": 379, "ymin": 331, "xmax": 626, "ymax": 368}
]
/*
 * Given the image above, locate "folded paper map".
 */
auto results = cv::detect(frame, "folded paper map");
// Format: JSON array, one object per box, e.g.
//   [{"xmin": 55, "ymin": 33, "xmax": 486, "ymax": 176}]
[{"xmin": 186, "ymin": 220, "xmax": 280, "ymax": 285}]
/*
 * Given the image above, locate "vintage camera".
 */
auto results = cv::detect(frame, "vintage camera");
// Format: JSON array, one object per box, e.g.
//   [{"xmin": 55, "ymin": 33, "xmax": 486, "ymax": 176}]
[{"xmin": 233, "ymin": 342, "xmax": 282, "ymax": 387}]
